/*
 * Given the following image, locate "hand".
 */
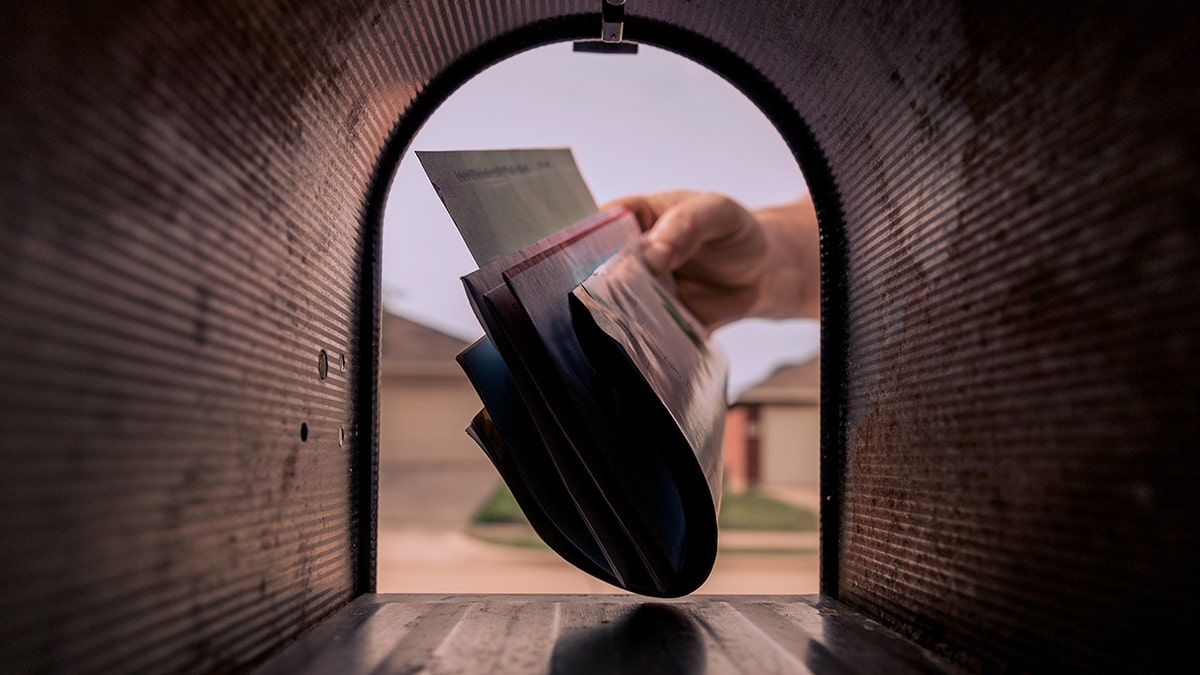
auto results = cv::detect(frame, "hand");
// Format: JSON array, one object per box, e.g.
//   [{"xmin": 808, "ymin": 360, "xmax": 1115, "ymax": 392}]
[{"xmin": 603, "ymin": 191, "xmax": 820, "ymax": 329}]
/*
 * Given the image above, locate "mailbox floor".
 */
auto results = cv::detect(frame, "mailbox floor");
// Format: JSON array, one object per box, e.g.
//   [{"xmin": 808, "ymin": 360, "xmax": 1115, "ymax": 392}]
[{"xmin": 256, "ymin": 594, "xmax": 948, "ymax": 674}]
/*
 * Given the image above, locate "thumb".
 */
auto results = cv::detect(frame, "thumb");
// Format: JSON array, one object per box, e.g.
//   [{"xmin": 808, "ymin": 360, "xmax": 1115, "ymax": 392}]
[
  {"xmin": 640, "ymin": 192, "xmax": 744, "ymax": 275},
  {"xmin": 641, "ymin": 238, "xmax": 676, "ymax": 274}
]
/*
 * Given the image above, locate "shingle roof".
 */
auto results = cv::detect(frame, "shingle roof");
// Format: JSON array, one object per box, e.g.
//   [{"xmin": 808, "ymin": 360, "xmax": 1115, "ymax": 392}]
[{"xmin": 380, "ymin": 310, "xmax": 471, "ymax": 363}]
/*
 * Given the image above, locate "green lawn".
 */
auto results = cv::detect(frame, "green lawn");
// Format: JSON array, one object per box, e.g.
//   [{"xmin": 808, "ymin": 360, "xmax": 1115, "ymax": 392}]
[
  {"xmin": 717, "ymin": 491, "xmax": 817, "ymax": 531},
  {"xmin": 472, "ymin": 483, "xmax": 817, "ymax": 531},
  {"xmin": 472, "ymin": 482, "xmax": 528, "ymax": 524}
]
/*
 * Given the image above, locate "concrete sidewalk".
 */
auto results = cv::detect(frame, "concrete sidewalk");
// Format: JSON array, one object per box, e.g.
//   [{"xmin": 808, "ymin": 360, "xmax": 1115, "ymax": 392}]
[
  {"xmin": 375, "ymin": 465, "xmax": 822, "ymax": 595},
  {"xmin": 377, "ymin": 526, "xmax": 819, "ymax": 595}
]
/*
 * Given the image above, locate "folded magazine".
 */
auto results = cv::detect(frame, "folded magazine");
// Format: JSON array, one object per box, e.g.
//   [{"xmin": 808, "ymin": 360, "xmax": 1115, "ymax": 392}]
[{"xmin": 419, "ymin": 148, "xmax": 727, "ymax": 597}]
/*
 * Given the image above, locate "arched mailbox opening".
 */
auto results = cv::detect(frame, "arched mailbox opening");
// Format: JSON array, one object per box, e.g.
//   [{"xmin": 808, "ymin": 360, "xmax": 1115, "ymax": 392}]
[
  {"xmin": 370, "ymin": 37, "xmax": 826, "ymax": 594},
  {"xmin": 10, "ymin": 2, "xmax": 1190, "ymax": 671}
]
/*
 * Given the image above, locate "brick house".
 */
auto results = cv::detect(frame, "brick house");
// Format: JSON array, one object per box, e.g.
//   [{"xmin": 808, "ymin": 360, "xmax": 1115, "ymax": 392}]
[
  {"xmin": 377, "ymin": 311, "xmax": 496, "ymax": 528},
  {"xmin": 723, "ymin": 358, "xmax": 820, "ymax": 493},
  {"xmin": 379, "ymin": 311, "xmax": 482, "ymax": 465}
]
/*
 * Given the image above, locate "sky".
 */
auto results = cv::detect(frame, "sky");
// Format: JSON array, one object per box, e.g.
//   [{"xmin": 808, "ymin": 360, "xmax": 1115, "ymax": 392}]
[{"xmin": 380, "ymin": 42, "xmax": 819, "ymax": 394}]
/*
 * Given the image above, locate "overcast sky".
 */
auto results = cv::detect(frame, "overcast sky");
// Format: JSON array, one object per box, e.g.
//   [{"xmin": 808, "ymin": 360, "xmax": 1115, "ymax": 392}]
[{"xmin": 380, "ymin": 42, "xmax": 819, "ymax": 393}]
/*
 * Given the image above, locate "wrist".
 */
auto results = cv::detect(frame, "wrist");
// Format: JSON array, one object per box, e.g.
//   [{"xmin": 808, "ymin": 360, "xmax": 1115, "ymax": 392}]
[{"xmin": 749, "ymin": 197, "xmax": 820, "ymax": 320}]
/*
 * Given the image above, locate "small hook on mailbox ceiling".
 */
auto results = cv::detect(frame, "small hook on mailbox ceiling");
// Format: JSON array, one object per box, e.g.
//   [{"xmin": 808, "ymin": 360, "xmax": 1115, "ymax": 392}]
[
  {"xmin": 573, "ymin": 0, "xmax": 638, "ymax": 54},
  {"xmin": 602, "ymin": 0, "xmax": 626, "ymax": 43}
]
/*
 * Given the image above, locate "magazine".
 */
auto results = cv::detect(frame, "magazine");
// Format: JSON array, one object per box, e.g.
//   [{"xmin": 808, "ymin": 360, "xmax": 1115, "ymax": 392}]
[{"xmin": 419, "ymin": 148, "xmax": 728, "ymax": 597}]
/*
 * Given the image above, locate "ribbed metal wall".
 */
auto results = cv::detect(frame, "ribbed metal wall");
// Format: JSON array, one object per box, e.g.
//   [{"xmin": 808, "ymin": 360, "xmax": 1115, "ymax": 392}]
[
  {"xmin": 775, "ymin": 5, "xmax": 1200, "ymax": 672},
  {"xmin": 1, "ymin": 1, "xmax": 1196, "ymax": 672},
  {"xmin": 5, "ymin": 2, "xmax": 377, "ymax": 671}
]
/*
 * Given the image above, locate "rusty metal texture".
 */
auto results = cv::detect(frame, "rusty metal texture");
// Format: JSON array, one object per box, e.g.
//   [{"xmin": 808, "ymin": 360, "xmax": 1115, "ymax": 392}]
[
  {"xmin": 1, "ymin": 0, "xmax": 1198, "ymax": 672},
  {"xmin": 818, "ymin": 6, "xmax": 1200, "ymax": 672}
]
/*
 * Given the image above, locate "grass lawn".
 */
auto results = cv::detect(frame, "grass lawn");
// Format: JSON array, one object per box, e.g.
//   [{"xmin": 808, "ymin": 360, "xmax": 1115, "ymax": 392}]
[
  {"xmin": 718, "ymin": 491, "xmax": 817, "ymax": 531},
  {"xmin": 472, "ymin": 482, "xmax": 528, "ymax": 524},
  {"xmin": 472, "ymin": 483, "xmax": 817, "ymax": 531}
]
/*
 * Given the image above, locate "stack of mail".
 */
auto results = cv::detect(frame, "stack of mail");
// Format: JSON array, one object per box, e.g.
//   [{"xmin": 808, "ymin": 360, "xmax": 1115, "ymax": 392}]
[{"xmin": 419, "ymin": 149, "xmax": 727, "ymax": 597}]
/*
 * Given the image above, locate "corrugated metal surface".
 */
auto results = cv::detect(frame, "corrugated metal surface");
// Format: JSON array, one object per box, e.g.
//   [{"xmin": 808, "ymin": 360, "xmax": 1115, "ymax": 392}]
[
  {"xmin": 803, "ymin": 6, "xmax": 1200, "ymax": 672},
  {"xmin": 2, "ymin": 0, "xmax": 1198, "ymax": 672},
  {"xmin": 257, "ymin": 594, "xmax": 949, "ymax": 674},
  {"xmin": 0, "ymin": 3, "xmax": 378, "ymax": 671}
]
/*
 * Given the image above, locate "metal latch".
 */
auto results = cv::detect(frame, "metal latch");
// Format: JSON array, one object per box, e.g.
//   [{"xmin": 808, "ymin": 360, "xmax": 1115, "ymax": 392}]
[{"xmin": 574, "ymin": 0, "xmax": 638, "ymax": 54}]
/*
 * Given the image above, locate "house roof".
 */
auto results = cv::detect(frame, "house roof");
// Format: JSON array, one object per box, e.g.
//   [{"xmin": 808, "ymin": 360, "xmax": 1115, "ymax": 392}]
[
  {"xmin": 381, "ymin": 310, "xmax": 473, "ymax": 375},
  {"xmin": 734, "ymin": 356, "xmax": 820, "ymax": 406}
]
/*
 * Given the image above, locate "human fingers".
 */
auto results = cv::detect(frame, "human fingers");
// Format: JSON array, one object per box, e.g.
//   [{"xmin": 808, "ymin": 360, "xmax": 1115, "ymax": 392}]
[
  {"xmin": 641, "ymin": 192, "xmax": 754, "ymax": 275},
  {"xmin": 600, "ymin": 190, "xmax": 699, "ymax": 233}
]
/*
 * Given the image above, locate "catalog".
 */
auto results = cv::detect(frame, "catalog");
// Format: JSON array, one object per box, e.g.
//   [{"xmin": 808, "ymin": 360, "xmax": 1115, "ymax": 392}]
[{"xmin": 419, "ymin": 148, "xmax": 727, "ymax": 597}]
